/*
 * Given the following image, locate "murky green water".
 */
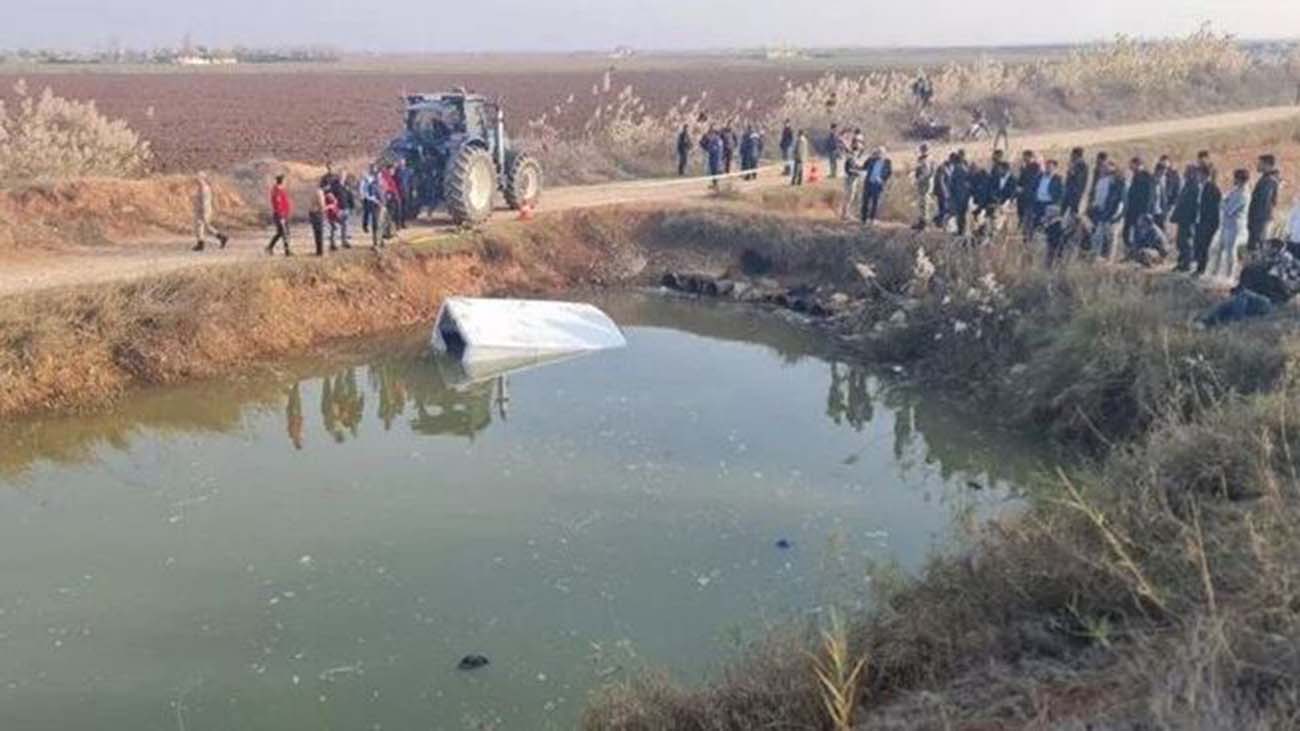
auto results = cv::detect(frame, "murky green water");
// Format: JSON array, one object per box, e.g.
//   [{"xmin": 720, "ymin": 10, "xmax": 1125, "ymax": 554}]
[{"xmin": 0, "ymin": 294, "xmax": 1041, "ymax": 730}]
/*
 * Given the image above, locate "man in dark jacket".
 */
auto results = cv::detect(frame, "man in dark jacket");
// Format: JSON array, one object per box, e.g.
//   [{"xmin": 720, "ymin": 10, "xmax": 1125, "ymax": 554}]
[
  {"xmin": 739, "ymin": 126, "xmax": 762, "ymax": 181},
  {"xmin": 1028, "ymin": 159, "xmax": 1064, "ymax": 239},
  {"xmin": 1170, "ymin": 165, "xmax": 1203, "ymax": 272},
  {"xmin": 1088, "ymin": 151, "xmax": 1110, "ymax": 211},
  {"xmin": 700, "ymin": 127, "xmax": 724, "ymax": 188},
  {"xmin": 934, "ymin": 155, "xmax": 954, "ymax": 230},
  {"xmin": 1193, "ymin": 168, "xmax": 1223, "ymax": 277},
  {"xmin": 779, "ymin": 121, "xmax": 795, "ymax": 175},
  {"xmin": 721, "ymin": 125, "xmax": 738, "ymax": 175},
  {"xmin": 1123, "ymin": 157, "xmax": 1156, "ymax": 247},
  {"xmin": 825, "ymin": 124, "xmax": 842, "ymax": 180},
  {"xmin": 951, "ymin": 152, "xmax": 973, "ymax": 236},
  {"xmin": 676, "ymin": 125, "xmax": 692, "ymax": 176},
  {"xmin": 1016, "ymin": 150, "xmax": 1042, "ymax": 234},
  {"xmin": 861, "ymin": 147, "xmax": 893, "ymax": 223},
  {"xmin": 1062, "ymin": 147, "xmax": 1089, "ymax": 216},
  {"xmin": 1152, "ymin": 155, "xmax": 1181, "ymax": 230},
  {"xmin": 1249, "ymin": 154, "xmax": 1282, "ymax": 251}
]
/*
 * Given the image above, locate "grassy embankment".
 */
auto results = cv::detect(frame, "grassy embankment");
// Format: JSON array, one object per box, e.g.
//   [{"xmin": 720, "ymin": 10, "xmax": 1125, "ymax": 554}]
[{"xmin": 582, "ymin": 131, "xmax": 1300, "ymax": 728}]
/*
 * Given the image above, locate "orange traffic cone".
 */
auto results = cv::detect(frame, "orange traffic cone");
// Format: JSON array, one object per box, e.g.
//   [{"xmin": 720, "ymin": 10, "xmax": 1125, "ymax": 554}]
[
  {"xmin": 517, "ymin": 202, "xmax": 535, "ymax": 222},
  {"xmin": 807, "ymin": 162, "xmax": 822, "ymax": 184}
]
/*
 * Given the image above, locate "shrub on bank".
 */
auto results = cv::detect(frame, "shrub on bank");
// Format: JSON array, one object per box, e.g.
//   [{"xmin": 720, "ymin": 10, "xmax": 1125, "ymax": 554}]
[{"xmin": 0, "ymin": 79, "xmax": 151, "ymax": 185}]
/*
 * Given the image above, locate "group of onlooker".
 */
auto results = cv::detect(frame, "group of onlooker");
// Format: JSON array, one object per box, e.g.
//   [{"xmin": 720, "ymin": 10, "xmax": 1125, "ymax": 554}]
[
  {"xmin": 191, "ymin": 159, "xmax": 420, "ymax": 257},
  {"xmin": 680, "ymin": 123, "xmax": 768, "ymax": 184},
  {"xmin": 903, "ymin": 144, "xmax": 1288, "ymax": 279}
]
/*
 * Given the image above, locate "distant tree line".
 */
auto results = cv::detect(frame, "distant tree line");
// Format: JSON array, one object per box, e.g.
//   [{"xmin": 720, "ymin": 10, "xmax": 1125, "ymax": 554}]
[{"xmin": 0, "ymin": 45, "xmax": 342, "ymax": 66}]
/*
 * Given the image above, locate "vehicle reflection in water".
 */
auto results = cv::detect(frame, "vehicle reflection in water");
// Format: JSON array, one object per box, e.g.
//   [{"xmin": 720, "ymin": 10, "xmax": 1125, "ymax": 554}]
[{"xmin": 0, "ymin": 293, "xmax": 1041, "ymax": 491}]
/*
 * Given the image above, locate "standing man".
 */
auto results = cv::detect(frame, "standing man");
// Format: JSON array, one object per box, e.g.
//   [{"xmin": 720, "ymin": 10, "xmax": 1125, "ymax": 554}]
[
  {"xmin": 993, "ymin": 106, "xmax": 1014, "ymax": 152},
  {"xmin": 359, "ymin": 166, "xmax": 380, "ymax": 235},
  {"xmin": 1029, "ymin": 159, "xmax": 1063, "ymax": 239},
  {"xmin": 1248, "ymin": 154, "xmax": 1281, "ymax": 251},
  {"xmin": 1170, "ymin": 165, "xmax": 1204, "ymax": 272},
  {"xmin": 779, "ymin": 121, "xmax": 795, "ymax": 175},
  {"xmin": 1088, "ymin": 151, "xmax": 1110, "ymax": 211},
  {"xmin": 330, "ymin": 172, "xmax": 354, "ymax": 250},
  {"xmin": 700, "ymin": 126, "xmax": 724, "ymax": 188},
  {"xmin": 1213, "ymin": 169, "xmax": 1251, "ymax": 280},
  {"xmin": 791, "ymin": 129, "xmax": 810, "ymax": 186},
  {"xmin": 913, "ymin": 144, "xmax": 936, "ymax": 230},
  {"xmin": 1088, "ymin": 160, "xmax": 1127, "ymax": 260},
  {"xmin": 395, "ymin": 159, "xmax": 414, "ymax": 228},
  {"xmin": 840, "ymin": 140, "xmax": 865, "ymax": 221},
  {"xmin": 861, "ymin": 146, "xmax": 893, "ymax": 223},
  {"xmin": 745, "ymin": 126, "xmax": 765, "ymax": 180},
  {"xmin": 989, "ymin": 152, "xmax": 1018, "ymax": 237},
  {"xmin": 1152, "ymin": 155, "xmax": 1181, "ymax": 232},
  {"xmin": 1123, "ymin": 157, "xmax": 1156, "ymax": 247},
  {"xmin": 308, "ymin": 180, "xmax": 329, "ymax": 257},
  {"xmin": 951, "ymin": 151, "xmax": 973, "ymax": 236},
  {"xmin": 676, "ymin": 124, "xmax": 693, "ymax": 177},
  {"xmin": 1016, "ymin": 150, "xmax": 1042, "ymax": 236},
  {"xmin": 1193, "ymin": 167, "xmax": 1222, "ymax": 277},
  {"xmin": 265, "ymin": 174, "xmax": 292, "ymax": 256},
  {"xmin": 191, "ymin": 172, "xmax": 229, "ymax": 252},
  {"xmin": 1062, "ymin": 147, "xmax": 1089, "ymax": 217},
  {"xmin": 912, "ymin": 70, "xmax": 934, "ymax": 109},
  {"xmin": 934, "ymin": 154, "xmax": 954, "ymax": 231},
  {"xmin": 825, "ymin": 124, "xmax": 842, "ymax": 180},
  {"xmin": 721, "ymin": 124, "xmax": 738, "ymax": 175}
]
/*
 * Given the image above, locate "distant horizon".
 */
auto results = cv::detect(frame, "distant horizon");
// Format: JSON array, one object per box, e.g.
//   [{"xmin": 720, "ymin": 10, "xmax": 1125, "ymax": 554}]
[
  {"xmin": 6, "ymin": 0, "xmax": 1300, "ymax": 56},
  {"xmin": 6, "ymin": 35, "xmax": 1299, "ymax": 57}
]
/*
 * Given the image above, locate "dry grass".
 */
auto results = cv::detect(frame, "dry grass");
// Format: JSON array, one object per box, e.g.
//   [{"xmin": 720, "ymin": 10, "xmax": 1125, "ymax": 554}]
[{"xmin": 0, "ymin": 79, "xmax": 150, "ymax": 184}]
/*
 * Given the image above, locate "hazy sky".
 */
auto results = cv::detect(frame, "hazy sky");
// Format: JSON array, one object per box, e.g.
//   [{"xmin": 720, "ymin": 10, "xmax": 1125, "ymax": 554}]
[{"xmin": 6, "ymin": 0, "xmax": 1299, "ymax": 52}]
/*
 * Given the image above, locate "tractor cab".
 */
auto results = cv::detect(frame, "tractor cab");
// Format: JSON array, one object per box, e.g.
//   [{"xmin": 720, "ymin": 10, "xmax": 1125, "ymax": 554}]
[{"xmin": 403, "ymin": 93, "xmax": 503, "ymax": 159}]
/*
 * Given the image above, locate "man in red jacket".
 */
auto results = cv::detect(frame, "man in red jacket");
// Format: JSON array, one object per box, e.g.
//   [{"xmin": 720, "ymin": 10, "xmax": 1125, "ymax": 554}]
[{"xmin": 265, "ymin": 174, "xmax": 293, "ymax": 256}]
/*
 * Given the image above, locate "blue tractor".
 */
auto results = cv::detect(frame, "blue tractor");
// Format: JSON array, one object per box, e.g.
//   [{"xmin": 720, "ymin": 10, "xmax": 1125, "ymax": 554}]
[{"xmin": 385, "ymin": 91, "xmax": 543, "ymax": 225}]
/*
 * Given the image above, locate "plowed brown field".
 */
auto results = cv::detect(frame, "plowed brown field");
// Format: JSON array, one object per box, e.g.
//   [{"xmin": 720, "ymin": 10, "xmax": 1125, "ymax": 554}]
[{"xmin": 0, "ymin": 69, "xmax": 815, "ymax": 172}]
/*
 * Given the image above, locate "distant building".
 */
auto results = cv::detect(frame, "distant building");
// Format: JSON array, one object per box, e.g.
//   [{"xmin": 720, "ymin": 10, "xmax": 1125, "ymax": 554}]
[
  {"xmin": 609, "ymin": 46, "xmax": 635, "ymax": 60},
  {"xmin": 763, "ymin": 45, "xmax": 807, "ymax": 61},
  {"xmin": 174, "ymin": 55, "xmax": 237, "ymax": 66}
]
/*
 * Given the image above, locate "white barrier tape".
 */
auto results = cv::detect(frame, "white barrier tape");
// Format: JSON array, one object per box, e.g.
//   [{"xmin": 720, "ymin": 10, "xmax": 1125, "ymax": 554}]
[{"xmin": 580, "ymin": 163, "xmax": 797, "ymax": 191}]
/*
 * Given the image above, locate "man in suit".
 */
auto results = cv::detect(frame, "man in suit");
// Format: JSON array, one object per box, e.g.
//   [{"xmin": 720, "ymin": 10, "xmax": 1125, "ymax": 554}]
[
  {"xmin": 1248, "ymin": 154, "xmax": 1282, "ymax": 251},
  {"xmin": 1062, "ymin": 147, "xmax": 1089, "ymax": 217},
  {"xmin": 1152, "ymin": 155, "xmax": 1181, "ymax": 231},
  {"xmin": 1123, "ymin": 157, "xmax": 1156, "ymax": 248},
  {"xmin": 1170, "ymin": 165, "xmax": 1203, "ymax": 272},
  {"xmin": 1029, "ymin": 159, "xmax": 1064, "ymax": 239},
  {"xmin": 1016, "ymin": 150, "xmax": 1042, "ymax": 235},
  {"xmin": 861, "ymin": 147, "xmax": 894, "ymax": 223}
]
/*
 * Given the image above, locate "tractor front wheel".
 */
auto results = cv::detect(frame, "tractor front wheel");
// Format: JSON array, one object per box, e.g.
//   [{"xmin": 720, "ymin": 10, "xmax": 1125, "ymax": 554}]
[
  {"xmin": 503, "ymin": 153, "xmax": 543, "ymax": 210},
  {"xmin": 445, "ymin": 146, "xmax": 497, "ymax": 225}
]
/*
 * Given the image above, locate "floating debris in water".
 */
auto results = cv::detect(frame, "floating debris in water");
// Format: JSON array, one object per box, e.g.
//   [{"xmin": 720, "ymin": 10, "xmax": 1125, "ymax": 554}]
[
  {"xmin": 775, "ymin": 539, "xmax": 792, "ymax": 550},
  {"xmin": 457, "ymin": 654, "xmax": 490, "ymax": 671}
]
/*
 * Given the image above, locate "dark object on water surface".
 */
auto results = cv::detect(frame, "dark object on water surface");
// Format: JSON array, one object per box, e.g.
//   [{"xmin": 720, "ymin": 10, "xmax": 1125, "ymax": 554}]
[
  {"xmin": 965, "ymin": 480, "xmax": 985, "ymax": 491},
  {"xmin": 457, "ymin": 654, "xmax": 490, "ymax": 671},
  {"xmin": 775, "ymin": 538, "xmax": 792, "ymax": 550}
]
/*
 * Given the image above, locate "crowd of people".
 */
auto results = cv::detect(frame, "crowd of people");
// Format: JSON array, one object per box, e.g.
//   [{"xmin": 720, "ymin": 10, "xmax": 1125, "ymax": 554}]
[
  {"xmin": 895, "ymin": 144, "xmax": 1288, "ymax": 280},
  {"xmin": 193, "ymin": 160, "xmax": 423, "ymax": 257}
]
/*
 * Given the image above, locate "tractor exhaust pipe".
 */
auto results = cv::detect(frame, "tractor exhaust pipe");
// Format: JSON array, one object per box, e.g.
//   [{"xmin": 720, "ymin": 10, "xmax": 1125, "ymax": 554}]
[{"xmin": 495, "ymin": 106, "xmax": 507, "ymax": 171}]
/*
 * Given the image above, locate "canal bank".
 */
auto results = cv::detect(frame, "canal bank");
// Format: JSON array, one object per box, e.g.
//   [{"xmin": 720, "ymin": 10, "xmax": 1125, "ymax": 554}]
[{"xmin": 4, "ymin": 191, "xmax": 1300, "ymax": 729}]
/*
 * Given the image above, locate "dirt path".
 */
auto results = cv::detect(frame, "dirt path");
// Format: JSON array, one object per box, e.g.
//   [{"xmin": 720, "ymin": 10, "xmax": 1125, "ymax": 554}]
[{"xmin": 1, "ymin": 105, "xmax": 1295, "ymax": 298}]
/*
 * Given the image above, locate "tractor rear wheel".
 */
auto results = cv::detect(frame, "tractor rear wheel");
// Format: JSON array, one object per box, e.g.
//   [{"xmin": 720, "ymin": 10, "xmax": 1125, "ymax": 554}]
[
  {"xmin": 503, "ymin": 153, "xmax": 543, "ymax": 210},
  {"xmin": 445, "ymin": 145, "xmax": 496, "ymax": 225}
]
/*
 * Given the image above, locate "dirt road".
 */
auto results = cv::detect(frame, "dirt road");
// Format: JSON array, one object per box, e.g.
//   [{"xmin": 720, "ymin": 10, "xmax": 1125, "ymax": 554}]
[{"xmin": 1, "ymin": 105, "xmax": 1295, "ymax": 298}]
